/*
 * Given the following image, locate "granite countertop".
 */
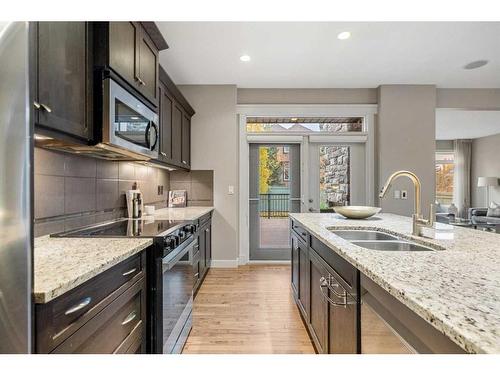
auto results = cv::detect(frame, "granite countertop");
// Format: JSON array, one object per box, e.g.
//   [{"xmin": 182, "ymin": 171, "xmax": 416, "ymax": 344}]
[
  {"xmin": 34, "ymin": 207, "xmax": 214, "ymax": 304},
  {"xmin": 289, "ymin": 212, "xmax": 500, "ymax": 354}
]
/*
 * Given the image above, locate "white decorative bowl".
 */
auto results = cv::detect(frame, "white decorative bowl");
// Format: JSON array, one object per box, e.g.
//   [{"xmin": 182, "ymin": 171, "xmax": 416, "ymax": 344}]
[{"xmin": 333, "ymin": 206, "xmax": 381, "ymax": 219}]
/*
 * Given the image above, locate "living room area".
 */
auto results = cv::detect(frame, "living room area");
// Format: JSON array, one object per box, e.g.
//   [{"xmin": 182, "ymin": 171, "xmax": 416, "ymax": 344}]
[{"xmin": 435, "ymin": 109, "xmax": 500, "ymax": 232}]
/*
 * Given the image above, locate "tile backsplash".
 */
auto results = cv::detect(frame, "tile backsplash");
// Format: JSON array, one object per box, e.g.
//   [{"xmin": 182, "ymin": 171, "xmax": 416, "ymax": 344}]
[
  {"xmin": 34, "ymin": 147, "xmax": 170, "ymax": 237},
  {"xmin": 34, "ymin": 148, "xmax": 214, "ymax": 237},
  {"xmin": 169, "ymin": 170, "xmax": 214, "ymax": 207}
]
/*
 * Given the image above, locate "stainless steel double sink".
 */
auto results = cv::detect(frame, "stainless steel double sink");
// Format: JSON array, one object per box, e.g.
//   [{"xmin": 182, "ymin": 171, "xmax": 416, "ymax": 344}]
[{"xmin": 330, "ymin": 229, "xmax": 435, "ymax": 252}]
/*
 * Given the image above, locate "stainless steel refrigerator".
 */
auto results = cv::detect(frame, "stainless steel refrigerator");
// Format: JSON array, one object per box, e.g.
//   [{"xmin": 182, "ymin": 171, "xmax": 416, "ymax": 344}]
[{"xmin": 0, "ymin": 21, "xmax": 32, "ymax": 353}]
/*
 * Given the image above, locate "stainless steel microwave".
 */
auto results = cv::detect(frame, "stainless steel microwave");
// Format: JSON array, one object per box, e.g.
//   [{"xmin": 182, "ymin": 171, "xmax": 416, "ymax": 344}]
[
  {"xmin": 101, "ymin": 78, "xmax": 159, "ymax": 160},
  {"xmin": 34, "ymin": 77, "xmax": 159, "ymax": 161}
]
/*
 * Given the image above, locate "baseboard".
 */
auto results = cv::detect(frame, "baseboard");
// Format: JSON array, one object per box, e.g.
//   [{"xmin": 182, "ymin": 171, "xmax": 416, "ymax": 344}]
[{"xmin": 210, "ymin": 259, "xmax": 239, "ymax": 268}]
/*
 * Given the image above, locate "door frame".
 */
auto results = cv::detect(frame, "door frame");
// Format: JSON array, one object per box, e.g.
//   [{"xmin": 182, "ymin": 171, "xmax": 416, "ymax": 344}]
[{"xmin": 237, "ymin": 104, "xmax": 378, "ymax": 265}]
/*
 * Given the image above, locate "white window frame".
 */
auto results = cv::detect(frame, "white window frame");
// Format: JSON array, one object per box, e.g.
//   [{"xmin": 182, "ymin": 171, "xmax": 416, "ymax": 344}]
[{"xmin": 237, "ymin": 104, "xmax": 377, "ymax": 265}]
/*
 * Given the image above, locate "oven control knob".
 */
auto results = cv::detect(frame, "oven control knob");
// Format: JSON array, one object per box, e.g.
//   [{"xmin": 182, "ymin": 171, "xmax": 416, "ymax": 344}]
[
  {"xmin": 164, "ymin": 235, "xmax": 177, "ymax": 248},
  {"xmin": 178, "ymin": 230, "xmax": 186, "ymax": 240},
  {"xmin": 184, "ymin": 224, "xmax": 197, "ymax": 234}
]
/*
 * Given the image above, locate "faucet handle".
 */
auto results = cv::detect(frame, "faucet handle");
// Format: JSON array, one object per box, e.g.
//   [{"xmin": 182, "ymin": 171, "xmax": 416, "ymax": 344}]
[{"xmin": 428, "ymin": 203, "xmax": 435, "ymax": 226}]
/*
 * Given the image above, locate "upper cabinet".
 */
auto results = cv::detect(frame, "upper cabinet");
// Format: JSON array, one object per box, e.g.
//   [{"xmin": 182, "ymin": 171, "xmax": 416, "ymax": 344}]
[
  {"xmin": 33, "ymin": 22, "xmax": 93, "ymax": 142},
  {"xmin": 95, "ymin": 22, "xmax": 165, "ymax": 108},
  {"xmin": 158, "ymin": 66, "xmax": 195, "ymax": 170}
]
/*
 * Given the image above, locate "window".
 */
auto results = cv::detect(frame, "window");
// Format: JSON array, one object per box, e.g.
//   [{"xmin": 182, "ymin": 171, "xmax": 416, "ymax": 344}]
[
  {"xmin": 246, "ymin": 117, "xmax": 363, "ymax": 133},
  {"xmin": 436, "ymin": 152, "xmax": 454, "ymax": 205}
]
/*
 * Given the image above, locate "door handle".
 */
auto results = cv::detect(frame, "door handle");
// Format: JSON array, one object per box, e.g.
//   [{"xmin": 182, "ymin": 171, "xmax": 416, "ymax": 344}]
[{"xmin": 122, "ymin": 268, "xmax": 137, "ymax": 276}]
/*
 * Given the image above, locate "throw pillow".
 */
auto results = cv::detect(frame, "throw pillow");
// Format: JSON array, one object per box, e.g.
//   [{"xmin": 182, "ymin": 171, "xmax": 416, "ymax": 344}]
[{"xmin": 487, "ymin": 202, "xmax": 500, "ymax": 218}]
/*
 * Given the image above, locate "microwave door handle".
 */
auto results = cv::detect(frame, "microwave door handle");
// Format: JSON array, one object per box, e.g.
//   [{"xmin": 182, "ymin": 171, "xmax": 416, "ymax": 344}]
[
  {"xmin": 145, "ymin": 122, "xmax": 151, "ymax": 149},
  {"xmin": 149, "ymin": 122, "xmax": 158, "ymax": 151}
]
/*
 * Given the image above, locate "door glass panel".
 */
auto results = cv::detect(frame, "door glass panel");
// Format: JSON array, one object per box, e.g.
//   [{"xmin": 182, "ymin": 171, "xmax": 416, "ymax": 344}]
[
  {"xmin": 114, "ymin": 99, "xmax": 150, "ymax": 148},
  {"xmin": 249, "ymin": 143, "xmax": 300, "ymax": 261},
  {"xmin": 319, "ymin": 146, "xmax": 350, "ymax": 212}
]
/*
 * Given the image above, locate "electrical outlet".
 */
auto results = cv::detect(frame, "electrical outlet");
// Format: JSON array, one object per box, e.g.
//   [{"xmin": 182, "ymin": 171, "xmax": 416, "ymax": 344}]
[
  {"xmin": 401, "ymin": 190, "xmax": 408, "ymax": 199},
  {"xmin": 394, "ymin": 190, "xmax": 401, "ymax": 199}
]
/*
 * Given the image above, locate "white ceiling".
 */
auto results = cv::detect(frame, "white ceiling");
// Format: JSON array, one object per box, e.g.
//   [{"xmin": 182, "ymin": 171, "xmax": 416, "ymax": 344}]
[
  {"xmin": 436, "ymin": 110, "xmax": 500, "ymax": 140},
  {"xmin": 156, "ymin": 22, "xmax": 500, "ymax": 88}
]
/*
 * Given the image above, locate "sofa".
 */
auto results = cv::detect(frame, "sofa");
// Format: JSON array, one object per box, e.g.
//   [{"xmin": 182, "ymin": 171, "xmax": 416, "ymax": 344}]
[
  {"xmin": 468, "ymin": 207, "xmax": 500, "ymax": 225},
  {"xmin": 435, "ymin": 203, "xmax": 455, "ymax": 224}
]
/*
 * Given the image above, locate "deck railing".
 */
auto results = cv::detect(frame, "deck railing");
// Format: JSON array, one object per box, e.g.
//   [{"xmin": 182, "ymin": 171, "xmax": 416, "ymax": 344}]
[{"xmin": 259, "ymin": 193, "xmax": 290, "ymax": 218}]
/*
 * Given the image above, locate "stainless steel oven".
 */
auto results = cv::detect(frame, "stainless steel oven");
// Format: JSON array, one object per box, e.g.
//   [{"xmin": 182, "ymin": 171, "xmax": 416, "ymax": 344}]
[
  {"xmin": 101, "ymin": 78, "xmax": 159, "ymax": 160},
  {"xmin": 150, "ymin": 231, "xmax": 198, "ymax": 354}
]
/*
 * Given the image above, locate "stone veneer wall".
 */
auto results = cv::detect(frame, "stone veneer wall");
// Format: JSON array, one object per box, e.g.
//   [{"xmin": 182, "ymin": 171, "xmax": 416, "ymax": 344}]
[{"xmin": 320, "ymin": 146, "xmax": 350, "ymax": 207}]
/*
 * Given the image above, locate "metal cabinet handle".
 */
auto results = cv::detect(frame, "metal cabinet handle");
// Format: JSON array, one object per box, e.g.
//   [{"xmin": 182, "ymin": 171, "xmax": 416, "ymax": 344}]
[
  {"xmin": 65, "ymin": 297, "xmax": 92, "ymax": 315},
  {"xmin": 40, "ymin": 103, "xmax": 52, "ymax": 113},
  {"xmin": 122, "ymin": 268, "xmax": 137, "ymax": 276},
  {"xmin": 319, "ymin": 277, "xmax": 355, "ymax": 308},
  {"xmin": 136, "ymin": 77, "xmax": 146, "ymax": 86},
  {"xmin": 160, "ymin": 152, "xmax": 167, "ymax": 156},
  {"xmin": 121, "ymin": 311, "xmax": 137, "ymax": 326},
  {"xmin": 301, "ymin": 232, "xmax": 307, "ymax": 236},
  {"xmin": 33, "ymin": 101, "xmax": 41, "ymax": 109},
  {"xmin": 194, "ymin": 273, "xmax": 199, "ymax": 278},
  {"xmin": 182, "ymin": 160, "xmax": 187, "ymax": 164},
  {"xmin": 205, "ymin": 228, "xmax": 210, "ymax": 233}
]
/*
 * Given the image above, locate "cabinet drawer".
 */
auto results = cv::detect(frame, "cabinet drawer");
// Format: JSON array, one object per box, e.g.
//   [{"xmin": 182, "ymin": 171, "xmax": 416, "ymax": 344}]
[
  {"xmin": 52, "ymin": 278, "xmax": 145, "ymax": 354},
  {"xmin": 36, "ymin": 251, "xmax": 145, "ymax": 353},
  {"xmin": 310, "ymin": 236, "xmax": 358, "ymax": 297},
  {"xmin": 199, "ymin": 212, "xmax": 212, "ymax": 227},
  {"xmin": 291, "ymin": 220, "xmax": 309, "ymax": 244}
]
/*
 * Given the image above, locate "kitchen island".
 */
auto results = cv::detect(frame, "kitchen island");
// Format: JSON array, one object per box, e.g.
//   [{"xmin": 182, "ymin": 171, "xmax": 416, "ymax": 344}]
[{"xmin": 290, "ymin": 212, "xmax": 500, "ymax": 354}]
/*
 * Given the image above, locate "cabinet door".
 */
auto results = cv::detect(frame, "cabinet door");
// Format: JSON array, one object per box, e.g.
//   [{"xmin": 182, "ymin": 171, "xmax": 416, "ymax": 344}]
[
  {"xmin": 199, "ymin": 227, "xmax": 207, "ymax": 278},
  {"xmin": 181, "ymin": 114, "xmax": 191, "ymax": 168},
  {"xmin": 298, "ymin": 240, "xmax": 309, "ymax": 319},
  {"xmin": 37, "ymin": 22, "xmax": 90, "ymax": 140},
  {"xmin": 291, "ymin": 234, "xmax": 300, "ymax": 297},
  {"xmin": 172, "ymin": 103, "xmax": 183, "ymax": 165},
  {"xmin": 159, "ymin": 85, "xmax": 173, "ymax": 162},
  {"xmin": 205, "ymin": 223, "xmax": 212, "ymax": 268},
  {"xmin": 137, "ymin": 29, "xmax": 159, "ymax": 105},
  {"xmin": 308, "ymin": 250, "xmax": 328, "ymax": 354},
  {"xmin": 109, "ymin": 22, "xmax": 139, "ymax": 86},
  {"xmin": 328, "ymin": 285, "xmax": 357, "ymax": 353}
]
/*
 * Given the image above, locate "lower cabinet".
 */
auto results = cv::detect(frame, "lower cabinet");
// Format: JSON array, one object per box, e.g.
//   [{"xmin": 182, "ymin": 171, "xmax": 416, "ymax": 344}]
[
  {"xmin": 291, "ymin": 220, "xmax": 359, "ymax": 354},
  {"xmin": 35, "ymin": 250, "xmax": 147, "ymax": 354},
  {"xmin": 194, "ymin": 213, "xmax": 212, "ymax": 296}
]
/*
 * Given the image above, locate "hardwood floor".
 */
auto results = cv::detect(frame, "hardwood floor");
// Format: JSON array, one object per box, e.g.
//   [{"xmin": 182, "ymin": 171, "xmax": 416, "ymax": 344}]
[{"xmin": 183, "ymin": 265, "xmax": 315, "ymax": 354}]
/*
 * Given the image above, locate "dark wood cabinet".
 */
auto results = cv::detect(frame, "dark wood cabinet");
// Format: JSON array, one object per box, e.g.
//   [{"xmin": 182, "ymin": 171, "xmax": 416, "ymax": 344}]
[
  {"xmin": 291, "ymin": 223, "xmax": 359, "ymax": 354},
  {"xmin": 181, "ymin": 114, "xmax": 191, "ymax": 168},
  {"xmin": 34, "ymin": 22, "xmax": 92, "ymax": 142},
  {"xmin": 157, "ymin": 66, "xmax": 194, "ymax": 170},
  {"xmin": 307, "ymin": 249, "xmax": 329, "ymax": 354},
  {"xmin": 172, "ymin": 103, "xmax": 183, "ymax": 164},
  {"xmin": 96, "ymin": 22, "xmax": 164, "ymax": 108},
  {"xmin": 35, "ymin": 251, "xmax": 147, "ymax": 354},
  {"xmin": 194, "ymin": 213, "xmax": 212, "ymax": 295},
  {"xmin": 159, "ymin": 83, "xmax": 173, "ymax": 163}
]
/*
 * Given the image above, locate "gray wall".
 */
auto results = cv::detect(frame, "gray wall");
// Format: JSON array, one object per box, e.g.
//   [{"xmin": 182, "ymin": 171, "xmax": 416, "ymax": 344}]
[
  {"xmin": 471, "ymin": 133, "xmax": 500, "ymax": 207},
  {"xmin": 436, "ymin": 88, "xmax": 500, "ymax": 110},
  {"xmin": 178, "ymin": 85, "xmax": 239, "ymax": 265},
  {"xmin": 34, "ymin": 147, "xmax": 170, "ymax": 237},
  {"xmin": 377, "ymin": 85, "xmax": 436, "ymax": 217},
  {"xmin": 436, "ymin": 140, "xmax": 454, "ymax": 151},
  {"xmin": 237, "ymin": 88, "xmax": 377, "ymax": 104}
]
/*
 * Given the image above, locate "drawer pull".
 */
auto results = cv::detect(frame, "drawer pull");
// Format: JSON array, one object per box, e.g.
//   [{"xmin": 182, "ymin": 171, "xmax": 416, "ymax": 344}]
[
  {"xmin": 160, "ymin": 152, "xmax": 167, "ymax": 156},
  {"xmin": 194, "ymin": 273, "xmax": 199, "ymax": 278},
  {"xmin": 122, "ymin": 268, "xmax": 137, "ymax": 277},
  {"xmin": 33, "ymin": 101, "xmax": 41, "ymax": 109},
  {"xmin": 65, "ymin": 297, "xmax": 92, "ymax": 315},
  {"xmin": 319, "ymin": 277, "xmax": 355, "ymax": 308},
  {"xmin": 121, "ymin": 311, "xmax": 137, "ymax": 326}
]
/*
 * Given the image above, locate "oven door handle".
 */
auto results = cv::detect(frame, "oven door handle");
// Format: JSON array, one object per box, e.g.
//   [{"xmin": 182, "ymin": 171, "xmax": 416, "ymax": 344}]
[{"xmin": 162, "ymin": 240, "xmax": 194, "ymax": 272}]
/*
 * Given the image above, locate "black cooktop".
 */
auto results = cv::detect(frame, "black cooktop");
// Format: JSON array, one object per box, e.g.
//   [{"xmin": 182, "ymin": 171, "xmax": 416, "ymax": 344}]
[{"xmin": 51, "ymin": 218, "xmax": 187, "ymax": 238}]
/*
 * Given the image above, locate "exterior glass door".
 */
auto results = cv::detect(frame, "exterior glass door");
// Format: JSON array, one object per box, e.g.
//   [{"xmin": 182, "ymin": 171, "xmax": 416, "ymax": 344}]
[
  {"xmin": 308, "ymin": 142, "xmax": 366, "ymax": 213},
  {"xmin": 249, "ymin": 144, "xmax": 300, "ymax": 260}
]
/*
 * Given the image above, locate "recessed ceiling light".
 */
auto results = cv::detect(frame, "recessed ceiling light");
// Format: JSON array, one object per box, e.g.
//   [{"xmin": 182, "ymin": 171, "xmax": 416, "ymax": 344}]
[
  {"xmin": 291, "ymin": 118, "xmax": 298, "ymax": 121},
  {"xmin": 464, "ymin": 60, "xmax": 488, "ymax": 70},
  {"xmin": 337, "ymin": 31, "xmax": 351, "ymax": 40},
  {"xmin": 240, "ymin": 54, "xmax": 251, "ymax": 62}
]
